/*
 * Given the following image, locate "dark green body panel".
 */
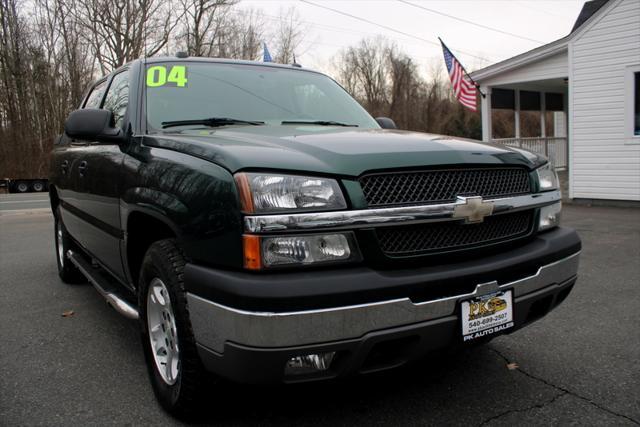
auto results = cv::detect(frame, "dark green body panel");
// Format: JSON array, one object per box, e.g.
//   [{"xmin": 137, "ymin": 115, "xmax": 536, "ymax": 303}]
[
  {"xmin": 144, "ymin": 127, "xmax": 545, "ymax": 177},
  {"xmin": 119, "ymin": 141, "xmax": 243, "ymax": 272}
]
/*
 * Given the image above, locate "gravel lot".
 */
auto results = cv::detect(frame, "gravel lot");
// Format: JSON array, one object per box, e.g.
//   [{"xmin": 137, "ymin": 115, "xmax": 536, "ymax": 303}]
[{"xmin": 1, "ymin": 203, "xmax": 638, "ymax": 426}]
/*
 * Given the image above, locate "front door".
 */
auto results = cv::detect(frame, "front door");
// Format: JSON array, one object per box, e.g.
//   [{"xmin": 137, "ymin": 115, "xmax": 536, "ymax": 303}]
[
  {"xmin": 58, "ymin": 78, "xmax": 108, "ymax": 252},
  {"xmin": 72, "ymin": 70, "xmax": 130, "ymax": 282}
]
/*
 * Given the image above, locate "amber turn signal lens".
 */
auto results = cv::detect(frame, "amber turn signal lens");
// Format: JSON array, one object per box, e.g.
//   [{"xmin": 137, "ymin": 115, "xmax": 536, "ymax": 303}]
[
  {"xmin": 234, "ymin": 173, "xmax": 254, "ymax": 213},
  {"xmin": 242, "ymin": 235, "xmax": 262, "ymax": 270}
]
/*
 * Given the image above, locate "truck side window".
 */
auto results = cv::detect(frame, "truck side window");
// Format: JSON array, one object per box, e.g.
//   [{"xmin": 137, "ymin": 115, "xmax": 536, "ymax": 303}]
[
  {"xmin": 84, "ymin": 80, "xmax": 107, "ymax": 109},
  {"xmin": 102, "ymin": 71, "xmax": 129, "ymax": 129}
]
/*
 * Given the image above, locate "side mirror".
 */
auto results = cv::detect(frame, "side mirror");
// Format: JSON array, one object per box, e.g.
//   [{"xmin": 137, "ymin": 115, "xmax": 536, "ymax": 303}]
[
  {"xmin": 375, "ymin": 117, "xmax": 397, "ymax": 129},
  {"xmin": 64, "ymin": 109, "xmax": 123, "ymax": 143}
]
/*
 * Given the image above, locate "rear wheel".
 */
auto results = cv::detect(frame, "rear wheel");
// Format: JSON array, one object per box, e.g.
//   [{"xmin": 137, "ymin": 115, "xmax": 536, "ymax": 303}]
[
  {"xmin": 32, "ymin": 180, "xmax": 45, "ymax": 192},
  {"xmin": 138, "ymin": 239, "xmax": 207, "ymax": 418},
  {"xmin": 15, "ymin": 181, "xmax": 29, "ymax": 193},
  {"xmin": 54, "ymin": 208, "xmax": 86, "ymax": 284}
]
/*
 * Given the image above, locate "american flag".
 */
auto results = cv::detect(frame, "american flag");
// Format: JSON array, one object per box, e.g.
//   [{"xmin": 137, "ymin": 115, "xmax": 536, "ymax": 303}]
[{"xmin": 441, "ymin": 40, "xmax": 477, "ymax": 111}]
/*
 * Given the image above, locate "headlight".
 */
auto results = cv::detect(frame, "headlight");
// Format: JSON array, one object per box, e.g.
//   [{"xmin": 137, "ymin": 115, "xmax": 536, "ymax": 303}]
[
  {"xmin": 536, "ymin": 162, "xmax": 559, "ymax": 191},
  {"xmin": 539, "ymin": 202, "xmax": 562, "ymax": 231},
  {"xmin": 243, "ymin": 233, "xmax": 360, "ymax": 269},
  {"xmin": 235, "ymin": 172, "xmax": 347, "ymax": 213}
]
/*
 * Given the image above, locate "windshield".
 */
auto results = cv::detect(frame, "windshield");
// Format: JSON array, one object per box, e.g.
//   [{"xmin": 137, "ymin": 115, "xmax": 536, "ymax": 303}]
[{"xmin": 144, "ymin": 61, "xmax": 379, "ymax": 132}]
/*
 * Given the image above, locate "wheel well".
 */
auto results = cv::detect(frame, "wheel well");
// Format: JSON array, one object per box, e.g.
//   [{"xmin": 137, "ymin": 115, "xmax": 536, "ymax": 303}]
[
  {"xmin": 49, "ymin": 186, "xmax": 60, "ymax": 213},
  {"xmin": 126, "ymin": 212, "xmax": 176, "ymax": 286}
]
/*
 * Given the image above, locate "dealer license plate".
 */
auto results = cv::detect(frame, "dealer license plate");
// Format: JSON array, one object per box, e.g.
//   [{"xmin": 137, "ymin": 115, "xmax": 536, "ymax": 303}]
[{"xmin": 461, "ymin": 290, "xmax": 514, "ymax": 342}]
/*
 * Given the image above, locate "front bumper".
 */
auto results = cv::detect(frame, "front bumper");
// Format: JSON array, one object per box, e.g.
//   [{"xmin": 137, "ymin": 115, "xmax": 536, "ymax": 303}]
[
  {"xmin": 185, "ymin": 227, "xmax": 580, "ymax": 383},
  {"xmin": 195, "ymin": 277, "xmax": 576, "ymax": 384}
]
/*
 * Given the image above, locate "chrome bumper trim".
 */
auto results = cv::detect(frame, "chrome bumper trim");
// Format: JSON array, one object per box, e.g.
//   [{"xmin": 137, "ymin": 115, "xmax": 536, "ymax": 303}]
[
  {"xmin": 187, "ymin": 251, "xmax": 579, "ymax": 352},
  {"xmin": 244, "ymin": 190, "xmax": 561, "ymax": 233}
]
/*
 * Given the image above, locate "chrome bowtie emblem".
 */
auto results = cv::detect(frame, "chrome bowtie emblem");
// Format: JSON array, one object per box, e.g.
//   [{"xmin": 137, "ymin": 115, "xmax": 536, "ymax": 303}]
[{"xmin": 453, "ymin": 196, "xmax": 494, "ymax": 224}]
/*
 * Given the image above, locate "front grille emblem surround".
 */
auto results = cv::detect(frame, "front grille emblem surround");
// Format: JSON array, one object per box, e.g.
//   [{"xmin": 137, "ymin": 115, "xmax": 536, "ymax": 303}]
[{"xmin": 452, "ymin": 196, "xmax": 495, "ymax": 224}]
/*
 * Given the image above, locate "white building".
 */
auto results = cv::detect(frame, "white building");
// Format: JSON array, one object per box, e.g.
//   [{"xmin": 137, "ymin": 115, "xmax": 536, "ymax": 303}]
[{"xmin": 471, "ymin": 0, "xmax": 640, "ymax": 202}]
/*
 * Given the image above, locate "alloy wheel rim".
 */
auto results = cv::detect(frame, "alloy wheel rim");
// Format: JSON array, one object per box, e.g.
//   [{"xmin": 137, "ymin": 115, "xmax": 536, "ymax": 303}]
[
  {"xmin": 56, "ymin": 222, "xmax": 64, "ymax": 267},
  {"xmin": 147, "ymin": 278, "xmax": 180, "ymax": 385}
]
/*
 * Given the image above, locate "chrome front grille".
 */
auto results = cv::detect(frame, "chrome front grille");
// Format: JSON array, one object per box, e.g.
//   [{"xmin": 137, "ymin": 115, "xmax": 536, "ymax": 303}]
[
  {"xmin": 359, "ymin": 168, "xmax": 532, "ymax": 207},
  {"xmin": 376, "ymin": 210, "xmax": 534, "ymax": 255}
]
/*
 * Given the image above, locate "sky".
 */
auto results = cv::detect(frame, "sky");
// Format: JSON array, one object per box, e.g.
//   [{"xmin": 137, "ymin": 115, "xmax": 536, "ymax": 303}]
[{"xmin": 238, "ymin": 0, "xmax": 588, "ymax": 77}]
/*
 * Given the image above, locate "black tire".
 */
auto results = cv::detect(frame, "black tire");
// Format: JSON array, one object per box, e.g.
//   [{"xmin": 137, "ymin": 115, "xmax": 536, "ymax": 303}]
[
  {"xmin": 15, "ymin": 181, "xmax": 29, "ymax": 193},
  {"xmin": 54, "ymin": 208, "xmax": 86, "ymax": 284},
  {"xmin": 138, "ymin": 239, "xmax": 207, "ymax": 419},
  {"xmin": 32, "ymin": 180, "xmax": 45, "ymax": 192}
]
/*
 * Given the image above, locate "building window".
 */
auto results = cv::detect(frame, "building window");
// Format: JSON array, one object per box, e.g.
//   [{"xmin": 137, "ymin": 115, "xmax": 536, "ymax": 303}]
[
  {"xmin": 626, "ymin": 66, "xmax": 640, "ymax": 141},
  {"xmin": 635, "ymin": 72, "xmax": 639, "ymax": 136}
]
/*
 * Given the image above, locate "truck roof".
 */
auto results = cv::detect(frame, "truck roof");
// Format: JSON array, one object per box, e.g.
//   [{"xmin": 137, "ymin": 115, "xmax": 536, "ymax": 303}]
[{"xmin": 129, "ymin": 55, "xmax": 322, "ymax": 75}]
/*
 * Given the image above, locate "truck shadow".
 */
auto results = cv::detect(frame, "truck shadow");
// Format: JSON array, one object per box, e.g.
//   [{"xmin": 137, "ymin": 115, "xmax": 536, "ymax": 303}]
[{"xmin": 194, "ymin": 345, "xmax": 498, "ymax": 425}]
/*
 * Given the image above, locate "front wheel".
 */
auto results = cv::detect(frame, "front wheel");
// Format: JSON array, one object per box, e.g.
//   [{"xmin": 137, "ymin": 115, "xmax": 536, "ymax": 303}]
[{"xmin": 138, "ymin": 239, "xmax": 207, "ymax": 418}]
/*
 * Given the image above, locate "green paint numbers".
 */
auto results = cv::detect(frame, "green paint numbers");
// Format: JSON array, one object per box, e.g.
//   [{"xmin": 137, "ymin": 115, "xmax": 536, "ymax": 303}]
[{"xmin": 146, "ymin": 65, "xmax": 188, "ymax": 88}]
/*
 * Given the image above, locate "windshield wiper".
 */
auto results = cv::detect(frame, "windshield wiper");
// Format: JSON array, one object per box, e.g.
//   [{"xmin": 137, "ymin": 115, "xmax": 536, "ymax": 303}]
[
  {"xmin": 281, "ymin": 120, "xmax": 358, "ymax": 127},
  {"xmin": 162, "ymin": 117, "xmax": 264, "ymax": 129}
]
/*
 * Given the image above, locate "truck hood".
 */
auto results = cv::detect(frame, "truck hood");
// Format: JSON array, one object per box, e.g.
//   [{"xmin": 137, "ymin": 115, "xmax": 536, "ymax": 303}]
[{"xmin": 143, "ymin": 127, "xmax": 545, "ymax": 177}]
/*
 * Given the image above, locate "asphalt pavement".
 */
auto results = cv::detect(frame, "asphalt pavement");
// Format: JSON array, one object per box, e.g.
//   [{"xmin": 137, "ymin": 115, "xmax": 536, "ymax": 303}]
[
  {"xmin": 0, "ymin": 192, "xmax": 50, "ymax": 211},
  {"xmin": 0, "ymin": 205, "xmax": 639, "ymax": 426}
]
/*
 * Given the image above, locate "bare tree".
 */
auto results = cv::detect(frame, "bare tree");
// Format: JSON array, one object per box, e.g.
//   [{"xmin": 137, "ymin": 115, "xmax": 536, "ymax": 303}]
[
  {"xmin": 0, "ymin": 0, "xmax": 24, "ymax": 135},
  {"xmin": 1, "ymin": 0, "xmax": 99, "ymax": 178},
  {"xmin": 177, "ymin": 0, "xmax": 235, "ymax": 57},
  {"xmin": 337, "ymin": 37, "xmax": 390, "ymax": 115},
  {"xmin": 0, "ymin": 0, "xmax": 44, "ymax": 176},
  {"xmin": 75, "ymin": 0, "xmax": 180, "ymax": 72},
  {"xmin": 387, "ymin": 48, "xmax": 418, "ymax": 128},
  {"xmin": 33, "ymin": 0, "xmax": 95, "ymax": 108},
  {"xmin": 223, "ymin": 8, "xmax": 263, "ymax": 60},
  {"xmin": 272, "ymin": 7, "xmax": 303, "ymax": 64},
  {"xmin": 336, "ymin": 37, "xmax": 480, "ymax": 138}
]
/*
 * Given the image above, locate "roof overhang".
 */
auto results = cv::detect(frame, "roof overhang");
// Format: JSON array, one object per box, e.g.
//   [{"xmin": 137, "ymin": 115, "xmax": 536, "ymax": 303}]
[
  {"xmin": 470, "ymin": 38, "xmax": 568, "ymax": 82},
  {"xmin": 470, "ymin": 0, "xmax": 617, "ymax": 84}
]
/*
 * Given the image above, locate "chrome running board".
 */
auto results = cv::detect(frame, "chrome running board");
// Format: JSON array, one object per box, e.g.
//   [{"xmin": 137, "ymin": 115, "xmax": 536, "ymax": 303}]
[{"xmin": 67, "ymin": 250, "xmax": 139, "ymax": 320}]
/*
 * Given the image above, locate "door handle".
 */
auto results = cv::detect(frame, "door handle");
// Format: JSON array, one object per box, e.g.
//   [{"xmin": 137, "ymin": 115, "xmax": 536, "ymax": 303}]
[
  {"xmin": 78, "ymin": 161, "xmax": 88, "ymax": 177},
  {"xmin": 61, "ymin": 160, "xmax": 69, "ymax": 175}
]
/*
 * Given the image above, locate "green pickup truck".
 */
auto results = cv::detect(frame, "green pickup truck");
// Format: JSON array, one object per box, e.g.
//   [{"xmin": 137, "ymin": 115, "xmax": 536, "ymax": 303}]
[{"xmin": 49, "ymin": 56, "xmax": 580, "ymax": 417}]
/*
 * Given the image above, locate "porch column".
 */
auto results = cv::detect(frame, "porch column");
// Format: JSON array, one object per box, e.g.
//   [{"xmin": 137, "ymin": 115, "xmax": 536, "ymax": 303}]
[
  {"xmin": 540, "ymin": 91, "xmax": 546, "ymax": 138},
  {"xmin": 481, "ymin": 85, "xmax": 492, "ymax": 142},
  {"xmin": 563, "ymin": 91, "xmax": 568, "ymax": 137},
  {"xmin": 514, "ymin": 89, "xmax": 521, "ymax": 142},
  {"xmin": 540, "ymin": 91, "xmax": 547, "ymax": 157}
]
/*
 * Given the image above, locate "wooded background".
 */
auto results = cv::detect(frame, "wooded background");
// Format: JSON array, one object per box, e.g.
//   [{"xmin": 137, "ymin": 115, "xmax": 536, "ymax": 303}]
[{"xmin": 0, "ymin": 0, "xmax": 490, "ymax": 179}]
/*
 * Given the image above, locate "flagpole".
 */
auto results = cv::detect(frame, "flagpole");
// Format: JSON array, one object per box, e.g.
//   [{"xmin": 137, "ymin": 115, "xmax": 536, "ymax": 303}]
[{"xmin": 438, "ymin": 37, "xmax": 486, "ymax": 98}]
